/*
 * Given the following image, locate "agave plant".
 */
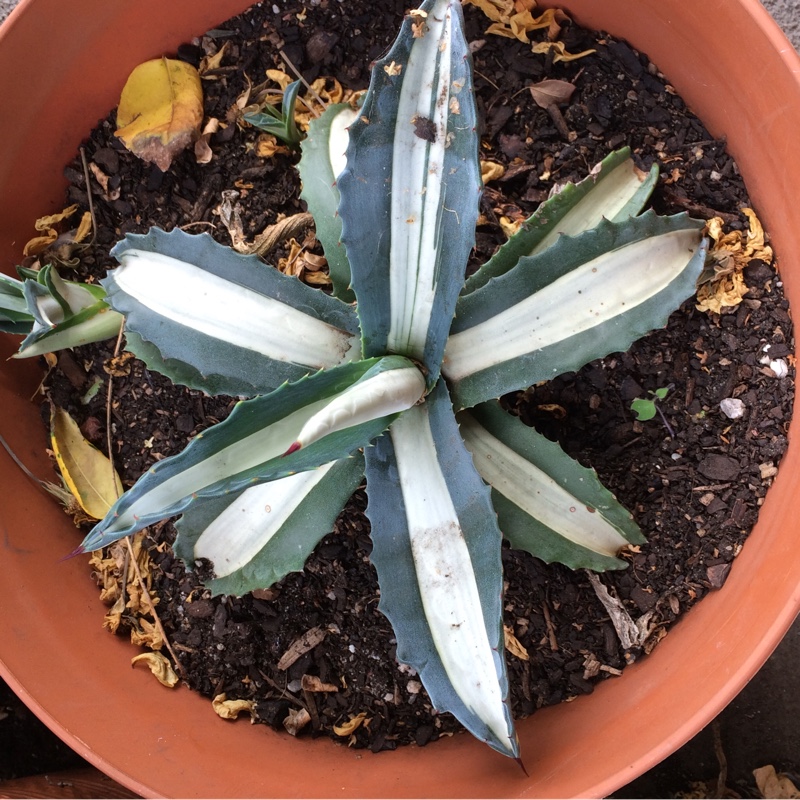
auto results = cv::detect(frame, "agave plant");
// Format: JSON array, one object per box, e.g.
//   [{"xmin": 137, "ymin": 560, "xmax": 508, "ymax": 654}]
[
  {"xmin": 74, "ymin": 0, "xmax": 706, "ymax": 759},
  {"xmin": 0, "ymin": 263, "xmax": 122, "ymax": 358}
]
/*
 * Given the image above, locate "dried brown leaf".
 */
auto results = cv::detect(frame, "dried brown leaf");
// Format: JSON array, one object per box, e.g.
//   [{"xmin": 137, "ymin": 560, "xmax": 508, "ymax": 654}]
[
  {"xmin": 283, "ymin": 707, "xmax": 312, "ymax": 736},
  {"xmin": 277, "ymin": 626, "xmax": 327, "ymax": 670},
  {"xmin": 529, "ymin": 78, "xmax": 576, "ymax": 108},
  {"xmin": 754, "ymin": 765, "xmax": 800, "ymax": 799},
  {"xmin": 301, "ymin": 674, "xmax": 339, "ymax": 693}
]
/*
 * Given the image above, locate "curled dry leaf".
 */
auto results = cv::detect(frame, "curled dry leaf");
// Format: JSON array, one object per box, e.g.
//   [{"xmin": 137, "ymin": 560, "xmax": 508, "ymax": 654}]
[
  {"xmin": 529, "ymin": 78, "xmax": 576, "ymax": 108},
  {"xmin": 115, "ymin": 57, "xmax": 204, "ymax": 172},
  {"xmin": 480, "ymin": 160, "xmax": 506, "ymax": 183},
  {"xmin": 194, "ymin": 117, "xmax": 221, "ymax": 165},
  {"xmin": 50, "ymin": 406, "xmax": 123, "ymax": 521},
  {"xmin": 464, "ymin": 0, "xmax": 567, "ymax": 43},
  {"xmin": 23, "ymin": 204, "xmax": 79, "ymax": 257},
  {"xmin": 130, "ymin": 618, "xmax": 164, "ymax": 650},
  {"xmin": 333, "ymin": 712, "xmax": 370, "ymax": 737},
  {"xmin": 212, "ymin": 693, "xmax": 256, "ymax": 721},
  {"xmin": 301, "ymin": 674, "xmax": 339, "ymax": 693},
  {"xmin": 697, "ymin": 208, "xmax": 773, "ymax": 314},
  {"xmin": 283, "ymin": 707, "xmax": 312, "ymax": 736},
  {"xmin": 503, "ymin": 624, "xmax": 530, "ymax": 661},
  {"xmin": 532, "ymin": 40, "xmax": 596, "ymax": 62},
  {"xmin": 753, "ymin": 765, "xmax": 800, "ymax": 799},
  {"xmin": 131, "ymin": 652, "xmax": 179, "ymax": 688}
]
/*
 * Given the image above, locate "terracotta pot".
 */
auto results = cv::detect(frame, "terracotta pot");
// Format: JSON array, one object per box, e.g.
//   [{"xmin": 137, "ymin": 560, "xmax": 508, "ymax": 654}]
[{"xmin": 1, "ymin": 1, "xmax": 798, "ymax": 796}]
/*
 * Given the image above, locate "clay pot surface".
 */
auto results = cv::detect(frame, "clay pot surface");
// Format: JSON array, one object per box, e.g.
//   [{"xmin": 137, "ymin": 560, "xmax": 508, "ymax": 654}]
[{"xmin": 1, "ymin": 1, "xmax": 799, "ymax": 797}]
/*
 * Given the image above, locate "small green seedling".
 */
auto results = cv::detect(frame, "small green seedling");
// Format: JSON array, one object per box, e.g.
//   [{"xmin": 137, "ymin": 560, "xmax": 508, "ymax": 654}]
[
  {"xmin": 0, "ymin": 263, "xmax": 122, "ymax": 358},
  {"xmin": 631, "ymin": 386, "xmax": 670, "ymax": 422},
  {"xmin": 242, "ymin": 80, "xmax": 303, "ymax": 146}
]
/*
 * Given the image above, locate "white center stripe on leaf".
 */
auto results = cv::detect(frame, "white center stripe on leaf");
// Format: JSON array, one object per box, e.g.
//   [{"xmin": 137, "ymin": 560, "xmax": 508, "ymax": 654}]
[
  {"xmin": 444, "ymin": 228, "xmax": 700, "ymax": 381},
  {"xmin": 387, "ymin": 5, "xmax": 452, "ymax": 359},
  {"xmin": 294, "ymin": 366, "xmax": 426, "ymax": 449},
  {"xmin": 194, "ymin": 464, "xmax": 336, "ymax": 577},
  {"xmin": 459, "ymin": 415, "xmax": 628, "ymax": 556},
  {"xmin": 115, "ymin": 250, "xmax": 359, "ymax": 368},
  {"xmin": 390, "ymin": 405, "xmax": 515, "ymax": 752},
  {"xmin": 111, "ymin": 395, "xmax": 332, "ymax": 532}
]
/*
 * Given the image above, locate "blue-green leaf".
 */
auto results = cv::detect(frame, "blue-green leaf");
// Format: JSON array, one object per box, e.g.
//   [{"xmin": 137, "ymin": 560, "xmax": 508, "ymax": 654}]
[
  {"xmin": 175, "ymin": 453, "xmax": 364, "ymax": 596},
  {"xmin": 79, "ymin": 355, "xmax": 422, "ymax": 551},
  {"xmin": 365, "ymin": 380, "xmax": 518, "ymax": 758},
  {"xmin": 444, "ymin": 212, "xmax": 707, "ymax": 409},
  {"xmin": 104, "ymin": 228, "xmax": 361, "ymax": 397},
  {"xmin": 298, "ymin": 103, "xmax": 358, "ymax": 302},
  {"xmin": 337, "ymin": 0, "xmax": 480, "ymax": 387},
  {"xmin": 459, "ymin": 402, "xmax": 644, "ymax": 571},
  {"xmin": 463, "ymin": 147, "xmax": 659, "ymax": 295}
]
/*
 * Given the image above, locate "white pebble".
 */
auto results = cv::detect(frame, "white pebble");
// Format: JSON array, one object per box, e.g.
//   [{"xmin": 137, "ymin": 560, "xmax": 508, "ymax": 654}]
[
  {"xmin": 769, "ymin": 359, "xmax": 789, "ymax": 378},
  {"xmin": 720, "ymin": 398, "xmax": 746, "ymax": 419}
]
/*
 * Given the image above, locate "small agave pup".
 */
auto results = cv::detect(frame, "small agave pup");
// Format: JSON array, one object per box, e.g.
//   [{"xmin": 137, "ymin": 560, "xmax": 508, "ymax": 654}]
[{"xmin": 73, "ymin": 0, "xmax": 707, "ymax": 760}]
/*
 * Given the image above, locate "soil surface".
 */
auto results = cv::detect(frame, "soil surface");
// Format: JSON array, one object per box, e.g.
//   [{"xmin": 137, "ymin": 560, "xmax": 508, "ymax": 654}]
[{"xmin": 30, "ymin": 0, "xmax": 794, "ymax": 756}]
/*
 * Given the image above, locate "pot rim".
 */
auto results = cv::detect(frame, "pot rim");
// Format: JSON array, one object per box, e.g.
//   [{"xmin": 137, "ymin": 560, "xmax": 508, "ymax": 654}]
[{"xmin": 1, "ymin": 0, "xmax": 799, "ymax": 797}]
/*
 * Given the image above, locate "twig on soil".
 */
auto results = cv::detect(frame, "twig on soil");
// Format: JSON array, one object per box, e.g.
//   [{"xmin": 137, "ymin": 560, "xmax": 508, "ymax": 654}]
[
  {"xmin": 541, "ymin": 602, "xmax": 559, "ymax": 651},
  {"xmin": 279, "ymin": 49, "xmax": 324, "ymax": 117},
  {"xmin": 79, "ymin": 148, "xmax": 98, "ymax": 249}
]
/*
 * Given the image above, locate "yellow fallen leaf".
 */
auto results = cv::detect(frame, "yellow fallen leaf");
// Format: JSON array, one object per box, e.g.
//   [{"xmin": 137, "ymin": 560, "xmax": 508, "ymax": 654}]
[
  {"xmin": 74, "ymin": 211, "xmax": 93, "ymax": 244},
  {"xmin": 504, "ymin": 624, "xmax": 530, "ymax": 661},
  {"xmin": 50, "ymin": 407, "xmax": 123, "ymax": 521},
  {"xmin": 499, "ymin": 215, "xmax": 523, "ymax": 237},
  {"xmin": 130, "ymin": 618, "xmax": 164, "ymax": 650},
  {"xmin": 212, "ymin": 693, "xmax": 256, "ymax": 721},
  {"xmin": 754, "ymin": 765, "xmax": 800, "ymax": 799},
  {"xmin": 116, "ymin": 57, "xmax": 204, "ymax": 172},
  {"xmin": 532, "ymin": 41, "xmax": 596, "ymax": 62},
  {"xmin": 481, "ymin": 160, "xmax": 506, "ymax": 183},
  {"xmin": 23, "ymin": 204, "xmax": 80, "ymax": 257},
  {"xmin": 333, "ymin": 712, "xmax": 369, "ymax": 736},
  {"xmin": 697, "ymin": 208, "xmax": 773, "ymax": 314},
  {"xmin": 131, "ymin": 652, "xmax": 179, "ymax": 688}
]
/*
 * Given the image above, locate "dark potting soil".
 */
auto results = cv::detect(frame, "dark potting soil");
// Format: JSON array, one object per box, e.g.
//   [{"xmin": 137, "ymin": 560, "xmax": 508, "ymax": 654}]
[{"xmin": 37, "ymin": 0, "xmax": 794, "ymax": 755}]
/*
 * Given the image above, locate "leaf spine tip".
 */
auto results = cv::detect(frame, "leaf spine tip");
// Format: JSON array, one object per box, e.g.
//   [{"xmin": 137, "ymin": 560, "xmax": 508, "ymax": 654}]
[
  {"xmin": 59, "ymin": 545, "xmax": 86, "ymax": 562},
  {"xmin": 283, "ymin": 441, "xmax": 302, "ymax": 457}
]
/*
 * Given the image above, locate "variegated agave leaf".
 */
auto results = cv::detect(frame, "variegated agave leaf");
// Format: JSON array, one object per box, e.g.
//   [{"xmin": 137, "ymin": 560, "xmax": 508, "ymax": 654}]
[
  {"xmin": 79, "ymin": 356, "xmax": 423, "ymax": 551},
  {"xmin": 445, "ymin": 211, "xmax": 707, "ymax": 409},
  {"xmin": 0, "ymin": 273, "xmax": 34, "ymax": 334},
  {"xmin": 366, "ymin": 380, "xmax": 518, "ymax": 758},
  {"xmin": 104, "ymin": 228, "xmax": 361, "ymax": 397},
  {"xmin": 337, "ymin": 0, "xmax": 480, "ymax": 388},
  {"xmin": 459, "ymin": 402, "xmax": 645, "ymax": 571},
  {"xmin": 298, "ymin": 103, "xmax": 359, "ymax": 302},
  {"xmin": 463, "ymin": 147, "xmax": 659, "ymax": 295},
  {"xmin": 175, "ymin": 453, "xmax": 365, "ymax": 596}
]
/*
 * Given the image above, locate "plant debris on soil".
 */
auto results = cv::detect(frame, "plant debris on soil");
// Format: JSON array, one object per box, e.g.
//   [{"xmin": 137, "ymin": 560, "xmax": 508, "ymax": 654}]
[{"xmin": 33, "ymin": 0, "xmax": 794, "ymax": 754}]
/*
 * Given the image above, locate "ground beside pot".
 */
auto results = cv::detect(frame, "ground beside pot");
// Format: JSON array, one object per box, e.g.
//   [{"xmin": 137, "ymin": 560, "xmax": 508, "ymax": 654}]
[{"xmin": 2, "ymin": 0, "xmax": 800, "ymax": 798}]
